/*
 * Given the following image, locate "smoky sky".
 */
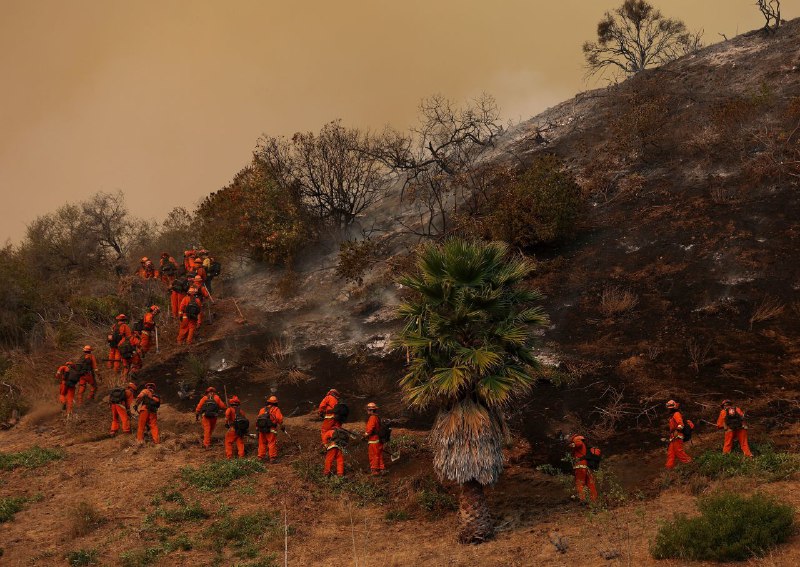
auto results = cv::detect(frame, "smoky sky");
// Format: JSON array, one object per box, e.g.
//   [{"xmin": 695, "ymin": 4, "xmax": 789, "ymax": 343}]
[{"xmin": 0, "ymin": 0, "xmax": 785, "ymax": 243}]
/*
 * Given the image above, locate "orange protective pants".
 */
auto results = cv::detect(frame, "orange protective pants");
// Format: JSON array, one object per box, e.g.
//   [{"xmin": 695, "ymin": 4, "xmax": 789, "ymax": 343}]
[
  {"xmin": 320, "ymin": 418, "xmax": 340, "ymax": 443},
  {"xmin": 108, "ymin": 348, "xmax": 121, "ymax": 372},
  {"xmin": 77, "ymin": 375, "xmax": 96, "ymax": 403},
  {"xmin": 137, "ymin": 410, "xmax": 160, "ymax": 443},
  {"xmin": 64, "ymin": 387, "xmax": 76, "ymax": 415},
  {"xmin": 574, "ymin": 467, "xmax": 598, "ymax": 501},
  {"xmin": 140, "ymin": 331, "xmax": 152, "ymax": 354},
  {"xmin": 723, "ymin": 429, "xmax": 753, "ymax": 457},
  {"xmin": 225, "ymin": 429, "xmax": 245, "ymax": 458},
  {"xmin": 665, "ymin": 439, "xmax": 692, "ymax": 469},
  {"xmin": 324, "ymin": 447, "xmax": 344, "ymax": 476},
  {"xmin": 258, "ymin": 432, "xmax": 278, "ymax": 459},
  {"xmin": 177, "ymin": 319, "xmax": 198, "ymax": 345},
  {"xmin": 201, "ymin": 416, "xmax": 217, "ymax": 448},
  {"xmin": 110, "ymin": 404, "xmax": 131, "ymax": 434},
  {"xmin": 368, "ymin": 441, "xmax": 385, "ymax": 473},
  {"xmin": 58, "ymin": 382, "xmax": 67, "ymax": 405},
  {"xmin": 170, "ymin": 292, "xmax": 184, "ymax": 319}
]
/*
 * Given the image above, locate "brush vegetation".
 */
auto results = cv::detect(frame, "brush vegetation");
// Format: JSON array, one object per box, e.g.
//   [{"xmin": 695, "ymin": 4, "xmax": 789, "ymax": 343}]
[
  {"xmin": 180, "ymin": 458, "xmax": 265, "ymax": 491},
  {"xmin": 0, "ymin": 446, "xmax": 63, "ymax": 470}
]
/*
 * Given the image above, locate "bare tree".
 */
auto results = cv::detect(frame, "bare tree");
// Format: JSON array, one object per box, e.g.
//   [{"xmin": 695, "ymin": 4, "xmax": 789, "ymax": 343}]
[
  {"xmin": 373, "ymin": 93, "xmax": 503, "ymax": 236},
  {"xmin": 80, "ymin": 191, "xmax": 148, "ymax": 266},
  {"xmin": 757, "ymin": 0, "xmax": 782, "ymax": 32},
  {"xmin": 257, "ymin": 121, "xmax": 391, "ymax": 229},
  {"xmin": 583, "ymin": 0, "xmax": 703, "ymax": 78}
]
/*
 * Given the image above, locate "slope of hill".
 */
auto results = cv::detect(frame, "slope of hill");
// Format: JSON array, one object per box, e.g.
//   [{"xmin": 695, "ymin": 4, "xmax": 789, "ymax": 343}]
[{"xmin": 2, "ymin": 20, "xmax": 800, "ymax": 567}]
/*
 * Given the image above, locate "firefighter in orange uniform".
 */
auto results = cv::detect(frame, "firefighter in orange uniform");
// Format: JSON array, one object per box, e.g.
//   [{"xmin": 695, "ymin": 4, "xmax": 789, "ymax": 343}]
[
  {"xmin": 716, "ymin": 399, "xmax": 753, "ymax": 457},
  {"xmin": 570, "ymin": 434, "xmax": 598, "ymax": 502},
  {"xmin": 170, "ymin": 276, "xmax": 189, "ymax": 319},
  {"xmin": 159, "ymin": 253, "xmax": 178, "ymax": 285},
  {"xmin": 257, "ymin": 395, "xmax": 284, "ymax": 462},
  {"xmin": 318, "ymin": 388, "xmax": 341, "ymax": 442},
  {"xmin": 192, "ymin": 258, "xmax": 207, "ymax": 283},
  {"xmin": 323, "ymin": 426, "xmax": 345, "ymax": 477},
  {"xmin": 107, "ymin": 314, "xmax": 132, "ymax": 373},
  {"xmin": 224, "ymin": 396, "xmax": 247, "ymax": 459},
  {"xmin": 56, "ymin": 362, "xmax": 71, "ymax": 409},
  {"xmin": 177, "ymin": 289, "xmax": 203, "ymax": 345},
  {"xmin": 77, "ymin": 345, "xmax": 100, "ymax": 404},
  {"xmin": 109, "ymin": 382, "xmax": 137, "ymax": 435},
  {"xmin": 195, "ymin": 386, "xmax": 226, "ymax": 449},
  {"xmin": 61, "ymin": 361, "xmax": 81, "ymax": 417},
  {"xmin": 665, "ymin": 400, "xmax": 692, "ymax": 469},
  {"xmin": 183, "ymin": 250, "xmax": 196, "ymax": 272},
  {"xmin": 134, "ymin": 382, "xmax": 160, "ymax": 444},
  {"xmin": 363, "ymin": 402, "xmax": 385, "ymax": 475},
  {"xmin": 140, "ymin": 305, "xmax": 160, "ymax": 354},
  {"xmin": 137, "ymin": 257, "xmax": 157, "ymax": 279}
]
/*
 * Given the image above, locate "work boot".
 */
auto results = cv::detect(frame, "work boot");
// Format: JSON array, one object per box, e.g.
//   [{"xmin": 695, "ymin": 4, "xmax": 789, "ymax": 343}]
[
  {"xmin": 61, "ymin": 403, "xmax": 67, "ymax": 411},
  {"xmin": 270, "ymin": 457, "xmax": 280, "ymax": 464}
]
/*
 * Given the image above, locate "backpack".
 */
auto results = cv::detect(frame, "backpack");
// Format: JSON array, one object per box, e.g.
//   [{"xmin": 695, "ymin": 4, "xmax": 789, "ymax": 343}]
[
  {"xmin": 65, "ymin": 366, "xmax": 82, "ymax": 388},
  {"xmin": 132, "ymin": 319, "xmax": 144, "ymax": 333},
  {"xmin": 161, "ymin": 262, "xmax": 176, "ymax": 276},
  {"xmin": 233, "ymin": 408, "xmax": 249, "ymax": 436},
  {"xmin": 201, "ymin": 397, "xmax": 220, "ymax": 418},
  {"xmin": 184, "ymin": 300, "xmax": 201, "ymax": 321},
  {"xmin": 110, "ymin": 323, "xmax": 123, "ymax": 345},
  {"xmin": 679, "ymin": 414, "xmax": 695, "ymax": 442},
  {"xmin": 585, "ymin": 446, "xmax": 602, "ymax": 471},
  {"xmin": 109, "ymin": 387, "xmax": 126, "ymax": 404},
  {"xmin": 119, "ymin": 341, "xmax": 135, "ymax": 360},
  {"xmin": 333, "ymin": 402, "xmax": 349, "ymax": 424},
  {"xmin": 725, "ymin": 408, "xmax": 744, "ymax": 430},
  {"xmin": 208, "ymin": 262, "xmax": 221, "ymax": 278},
  {"xmin": 143, "ymin": 394, "xmax": 160, "ymax": 413},
  {"xmin": 377, "ymin": 419, "xmax": 392, "ymax": 444},
  {"xmin": 332, "ymin": 428, "xmax": 349, "ymax": 445},
  {"xmin": 256, "ymin": 408, "xmax": 276, "ymax": 433},
  {"xmin": 171, "ymin": 279, "xmax": 190, "ymax": 294}
]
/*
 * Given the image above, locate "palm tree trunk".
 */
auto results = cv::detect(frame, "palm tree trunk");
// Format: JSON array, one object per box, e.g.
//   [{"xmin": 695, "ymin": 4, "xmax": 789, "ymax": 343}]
[{"xmin": 457, "ymin": 480, "xmax": 494, "ymax": 544}]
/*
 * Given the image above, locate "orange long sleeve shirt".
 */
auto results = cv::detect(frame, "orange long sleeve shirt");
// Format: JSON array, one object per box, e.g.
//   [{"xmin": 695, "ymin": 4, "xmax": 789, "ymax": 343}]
[
  {"xmin": 669, "ymin": 411, "xmax": 686, "ymax": 440},
  {"xmin": 318, "ymin": 395, "xmax": 338, "ymax": 417},
  {"xmin": 716, "ymin": 407, "xmax": 746, "ymax": 429},
  {"xmin": 195, "ymin": 394, "xmax": 226, "ymax": 414},
  {"xmin": 365, "ymin": 415, "xmax": 380, "ymax": 441}
]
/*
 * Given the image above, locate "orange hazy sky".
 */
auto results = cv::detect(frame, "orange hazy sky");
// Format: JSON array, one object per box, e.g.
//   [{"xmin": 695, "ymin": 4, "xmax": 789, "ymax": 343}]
[{"xmin": 0, "ymin": 0, "xmax": 789, "ymax": 243}]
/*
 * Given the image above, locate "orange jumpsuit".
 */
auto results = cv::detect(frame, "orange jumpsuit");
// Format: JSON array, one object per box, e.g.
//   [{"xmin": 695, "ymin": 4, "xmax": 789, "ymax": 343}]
[
  {"xmin": 170, "ymin": 283, "xmax": 187, "ymax": 319},
  {"xmin": 107, "ymin": 322, "xmax": 132, "ymax": 372},
  {"xmin": 572, "ymin": 440, "xmax": 598, "ymax": 502},
  {"xmin": 318, "ymin": 394, "xmax": 340, "ymax": 443},
  {"xmin": 184, "ymin": 251, "xmax": 196, "ymax": 272},
  {"xmin": 135, "ymin": 389, "xmax": 160, "ymax": 444},
  {"xmin": 195, "ymin": 394, "xmax": 227, "ymax": 448},
  {"xmin": 224, "ymin": 406, "xmax": 247, "ymax": 459},
  {"xmin": 365, "ymin": 414, "xmax": 385, "ymax": 474},
  {"xmin": 323, "ymin": 428, "xmax": 345, "ymax": 476},
  {"xmin": 110, "ymin": 386, "xmax": 135, "ymax": 434},
  {"xmin": 140, "ymin": 312, "xmax": 157, "ymax": 354},
  {"xmin": 257, "ymin": 405, "xmax": 284, "ymax": 460},
  {"xmin": 159, "ymin": 257, "xmax": 178, "ymax": 285},
  {"xmin": 716, "ymin": 407, "xmax": 753, "ymax": 457},
  {"xmin": 77, "ymin": 353, "xmax": 99, "ymax": 404},
  {"xmin": 56, "ymin": 364, "xmax": 69, "ymax": 406},
  {"xmin": 119, "ymin": 335, "xmax": 141, "ymax": 377},
  {"xmin": 665, "ymin": 411, "xmax": 692, "ymax": 469},
  {"xmin": 177, "ymin": 296, "xmax": 203, "ymax": 345}
]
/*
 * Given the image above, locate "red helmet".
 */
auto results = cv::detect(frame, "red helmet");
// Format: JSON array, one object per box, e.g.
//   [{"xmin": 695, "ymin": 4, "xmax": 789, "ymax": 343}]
[
  {"xmin": 570, "ymin": 434, "xmax": 585, "ymax": 444},
  {"xmin": 366, "ymin": 402, "xmax": 378, "ymax": 411},
  {"xmin": 141, "ymin": 256, "xmax": 149, "ymax": 263},
  {"xmin": 83, "ymin": 345, "xmax": 92, "ymax": 352},
  {"xmin": 720, "ymin": 399, "xmax": 732, "ymax": 408},
  {"xmin": 666, "ymin": 400, "xmax": 679, "ymax": 409},
  {"xmin": 193, "ymin": 258, "xmax": 202, "ymax": 265},
  {"xmin": 328, "ymin": 389, "xmax": 340, "ymax": 397},
  {"xmin": 127, "ymin": 382, "xmax": 137, "ymax": 390},
  {"xmin": 65, "ymin": 360, "xmax": 74, "ymax": 366},
  {"xmin": 116, "ymin": 314, "xmax": 127, "ymax": 321},
  {"xmin": 229, "ymin": 396, "xmax": 241, "ymax": 405},
  {"xmin": 150, "ymin": 305, "xmax": 160, "ymax": 313},
  {"xmin": 206, "ymin": 386, "xmax": 216, "ymax": 394},
  {"xmin": 267, "ymin": 395, "xmax": 278, "ymax": 404}
]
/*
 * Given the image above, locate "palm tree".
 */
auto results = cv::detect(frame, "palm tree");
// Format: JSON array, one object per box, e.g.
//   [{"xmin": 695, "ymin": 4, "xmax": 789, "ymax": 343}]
[{"xmin": 396, "ymin": 239, "xmax": 548, "ymax": 543}]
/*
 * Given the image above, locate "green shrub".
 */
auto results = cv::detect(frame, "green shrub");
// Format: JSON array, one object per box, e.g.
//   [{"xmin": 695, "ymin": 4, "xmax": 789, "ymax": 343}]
[
  {"xmin": 418, "ymin": 486, "xmax": 457, "ymax": 513},
  {"xmin": 65, "ymin": 549, "xmax": 99, "ymax": 566},
  {"xmin": 180, "ymin": 458, "xmax": 265, "ymax": 491},
  {"xmin": 651, "ymin": 492, "xmax": 794, "ymax": 561},
  {"xmin": 154, "ymin": 500, "xmax": 210, "ymax": 522},
  {"xmin": 211, "ymin": 511, "xmax": 282, "ymax": 551},
  {"xmin": 232, "ymin": 555, "xmax": 279, "ymax": 567},
  {"xmin": 691, "ymin": 449, "xmax": 800, "ymax": 481},
  {"xmin": 385, "ymin": 509, "xmax": 411, "ymax": 522},
  {"xmin": 484, "ymin": 155, "xmax": 582, "ymax": 247},
  {"xmin": 0, "ymin": 446, "xmax": 63, "ymax": 470},
  {"xmin": 291, "ymin": 457, "xmax": 388, "ymax": 504},
  {"xmin": 120, "ymin": 547, "xmax": 164, "ymax": 567},
  {"xmin": 0, "ymin": 497, "xmax": 26, "ymax": 523},
  {"xmin": 70, "ymin": 295, "xmax": 129, "ymax": 325},
  {"xmin": 163, "ymin": 535, "xmax": 193, "ymax": 552}
]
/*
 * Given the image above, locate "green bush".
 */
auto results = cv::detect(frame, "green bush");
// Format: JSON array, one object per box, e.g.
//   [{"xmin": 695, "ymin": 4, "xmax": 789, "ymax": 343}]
[
  {"xmin": 70, "ymin": 295, "xmax": 129, "ymax": 326},
  {"xmin": 291, "ymin": 457, "xmax": 388, "ymax": 505},
  {"xmin": 65, "ymin": 549, "xmax": 99, "ymax": 566},
  {"xmin": 0, "ymin": 446, "xmax": 63, "ymax": 470},
  {"xmin": 120, "ymin": 547, "xmax": 163, "ymax": 567},
  {"xmin": 0, "ymin": 497, "xmax": 26, "ymax": 523},
  {"xmin": 651, "ymin": 492, "xmax": 794, "ymax": 561},
  {"xmin": 154, "ymin": 500, "xmax": 209, "ymax": 522},
  {"xmin": 691, "ymin": 449, "xmax": 800, "ymax": 481},
  {"xmin": 484, "ymin": 155, "xmax": 582, "ymax": 247},
  {"xmin": 211, "ymin": 512, "xmax": 282, "ymax": 552},
  {"xmin": 180, "ymin": 458, "xmax": 265, "ymax": 491}
]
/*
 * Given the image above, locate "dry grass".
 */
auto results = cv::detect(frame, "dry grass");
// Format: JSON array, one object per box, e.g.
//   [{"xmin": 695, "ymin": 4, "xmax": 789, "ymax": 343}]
[
  {"xmin": 599, "ymin": 286, "xmax": 639, "ymax": 317},
  {"xmin": 68, "ymin": 501, "xmax": 106, "ymax": 539},
  {"xmin": 354, "ymin": 374, "xmax": 390, "ymax": 398},
  {"xmin": 749, "ymin": 295, "xmax": 785, "ymax": 330},
  {"xmin": 266, "ymin": 333, "xmax": 293, "ymax": 365},
  {"xmin": 687, "ymin": 339, "xmax": 714, "ymax": 373}
]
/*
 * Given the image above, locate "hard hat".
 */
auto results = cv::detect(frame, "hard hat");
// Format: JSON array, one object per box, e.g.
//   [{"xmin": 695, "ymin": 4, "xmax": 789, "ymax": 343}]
[
  {"xmin": 145, "ymin": 382, "xmax": 156, "ymax": 390},
  {"xmin": 145, "ymin": 260, "xmax": 154, "ymax": 266},
  {"xmin": 150, "ymin": 305, "xmax": 160, "ymax": 313},
  {"xmin": 193, "ymin": 275, "xmax": 203, "ymax": 281},
  {"xmin": 720, "ymin": 399, "xmax": 732, "ymax": 408},
  {"xmin": 366, "ymin": 402, "xmax": 378, "ymax": 410},
  {"xmin": 65, "ymin": 361, "xmax": 74, "ymax": 366},
  {"xmin": 116, "ymin": 314, "xmax": 127, "ymax": 321},
  {"xmin": 570, "ymin": 434, "xmax": 585, "ymax": 444},
  {"xmin": 267, "ymin": 395, "xmax": 278, "ymax": 404},
  {"xmin": 128, "ymin": 382, "xmax": 137, "ymax": 390},
  {"xmin": 193, "ymin": 258, "xmax": 202, "ymax": 265},
  {"xmin": 666, "ymin": 400, "xmax": 679, "ymax": 409},
  {"xmin": 328, "ymin": 388, "xmax": 340, "ymax": 397},
  {"xmin": 141, "ymin": 256, "xmax": 149, "ymax": 263},
  {"xmin": 229, "ymin": 395, "xmax": 241, "ymax": 405},
  {"xmin": 206, "ymin": 386, "xmax": 216, "ymax": 393},
  {"xmin": 188, "ymin": 287, "xmax": 198, "ymax": 295},
  {"xmin": 83, "ymin": 345, "xmax": 92, "ymax": 352}
]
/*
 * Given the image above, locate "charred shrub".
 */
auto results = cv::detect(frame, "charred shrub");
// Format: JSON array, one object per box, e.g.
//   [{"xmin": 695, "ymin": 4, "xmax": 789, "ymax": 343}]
[
  {"xmin": 483, "ymin": 155, "xmax": 582, "ymax": 248},
  {"xmin": 651, "ymin": 492, "xmax": 794, "ymax": 561},
  {"xmin": 336, "ymin": 239, "xmax": 379, "ymax": 286}
]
